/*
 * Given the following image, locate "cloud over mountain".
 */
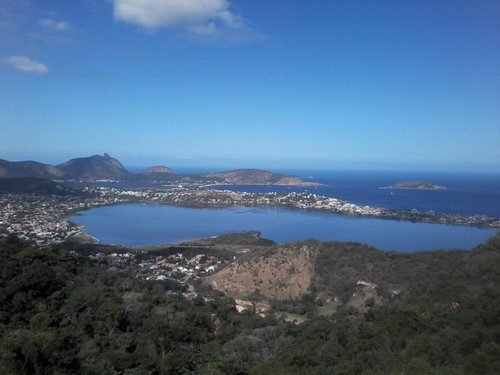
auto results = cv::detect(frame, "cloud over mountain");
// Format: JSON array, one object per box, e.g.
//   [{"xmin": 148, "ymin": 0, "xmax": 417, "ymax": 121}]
[{"xmin": 112, "ymin": 0, "xmax": 245, "ymax": 34}]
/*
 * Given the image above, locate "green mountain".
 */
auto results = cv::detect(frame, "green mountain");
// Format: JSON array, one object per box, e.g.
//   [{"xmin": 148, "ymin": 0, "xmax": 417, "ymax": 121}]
[
  {"xmin": 0, "ymin": 159, "xmax": 65, "ymax": 179},
  {"xmin": 57, "ymin": 153, "xmax": 131, "ymax": 180},
  {"xmin": 0, "ymin": 235, "xmax": 498, "ymax": 374}
]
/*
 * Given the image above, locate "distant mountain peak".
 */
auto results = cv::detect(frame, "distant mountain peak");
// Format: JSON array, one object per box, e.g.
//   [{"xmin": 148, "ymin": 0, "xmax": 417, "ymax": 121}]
[
  {"xmin": 57, "ymin": 153, "xmax": 130, "ymax": 180},
  {"xmin": 0, "ymin": 155, "xmax": 321, "ymax": 185}
]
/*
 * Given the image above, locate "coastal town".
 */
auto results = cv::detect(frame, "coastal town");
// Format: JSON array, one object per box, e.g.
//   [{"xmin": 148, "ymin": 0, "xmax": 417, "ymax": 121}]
[
  {"xmin": 1, "ymin": 183, "xmax": 500, "ymax": 247},
  {"xmin": 0, "ymin": 189, "xmax": 130, "ymax": 246}
]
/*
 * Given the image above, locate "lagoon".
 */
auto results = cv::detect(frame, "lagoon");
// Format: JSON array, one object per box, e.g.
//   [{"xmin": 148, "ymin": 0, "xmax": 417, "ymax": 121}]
[{"xmin": 70, "ymin": 204, "xmax": 498, "ymax": 252}]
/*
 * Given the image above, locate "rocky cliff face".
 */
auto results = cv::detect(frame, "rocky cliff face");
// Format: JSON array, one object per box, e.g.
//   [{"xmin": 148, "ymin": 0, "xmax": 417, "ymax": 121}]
[{"xmin": 206, "ymin": 243, "xmax": 317, "ymax": 300}]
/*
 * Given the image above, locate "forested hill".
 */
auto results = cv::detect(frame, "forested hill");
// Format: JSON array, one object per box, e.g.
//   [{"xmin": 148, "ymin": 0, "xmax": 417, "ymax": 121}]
[
  {"xmin": 0, "ymin": 177, "xmax": 77, "ymax": 195},
  {"xmin": 0, "ymin": 235, "xmax": 499, "ymax": 374}
]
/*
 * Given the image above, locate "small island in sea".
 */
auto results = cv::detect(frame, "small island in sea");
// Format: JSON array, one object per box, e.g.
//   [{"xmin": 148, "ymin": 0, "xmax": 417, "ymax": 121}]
[{"xmin": 384, "ymin": 181, "xmax": 447, "ymax": 190}]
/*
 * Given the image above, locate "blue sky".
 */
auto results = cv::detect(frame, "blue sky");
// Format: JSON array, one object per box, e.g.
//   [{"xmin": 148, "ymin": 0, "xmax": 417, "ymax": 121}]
[{"xmin": 1, "ymin": 0, "xmax": 499, "ymax": 171}]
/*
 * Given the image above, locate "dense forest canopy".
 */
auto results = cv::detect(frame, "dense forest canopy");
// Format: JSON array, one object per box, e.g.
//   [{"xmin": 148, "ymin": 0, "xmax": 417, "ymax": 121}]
[{"xmin": 1, "ymin": 234, "xmax": 499, "ymax": 374}]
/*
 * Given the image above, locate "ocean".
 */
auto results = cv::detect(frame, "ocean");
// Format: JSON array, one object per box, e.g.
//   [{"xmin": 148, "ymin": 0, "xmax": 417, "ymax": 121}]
[{"xmin": 203, "ymin": 170, "xmax": 500, "ymax": 217}]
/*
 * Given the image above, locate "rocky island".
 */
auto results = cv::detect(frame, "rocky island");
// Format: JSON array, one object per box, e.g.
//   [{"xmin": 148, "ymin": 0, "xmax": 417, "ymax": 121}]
[
  {"xmin": 202, "ymin": 169, "xmax": 321, "ymax": 186},
  {"xmin": 386, "ymin": 181, "xmax": 446, "ymax": 190}
]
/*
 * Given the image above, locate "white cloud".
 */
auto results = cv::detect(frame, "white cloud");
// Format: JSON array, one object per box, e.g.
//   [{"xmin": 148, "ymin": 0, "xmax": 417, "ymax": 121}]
[
  {"xmin": 112, "ymin": 0, "xmax": 245, "ymax": 34},
  {"xmin": 2, "ymin": 56, "xmax": 48, "ymax": 74},
  {"xmin": 39, "ymin": 18, "xmax": 71, "ymax": 31}
]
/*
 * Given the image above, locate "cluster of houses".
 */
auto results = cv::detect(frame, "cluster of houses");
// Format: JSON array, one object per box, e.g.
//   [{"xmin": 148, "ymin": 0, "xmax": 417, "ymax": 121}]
[
  {"xmin": 88, "ymin": 250, "xmax": 223, "ymax": 283},
  {"xmin": 0, "ymin": 193, "xmax": 129, "ymax": 245}
]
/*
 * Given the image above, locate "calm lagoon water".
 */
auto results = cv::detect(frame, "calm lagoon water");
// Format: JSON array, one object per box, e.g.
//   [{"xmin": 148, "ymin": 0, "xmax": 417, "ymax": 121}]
[{"xmin": 70, "ymin": 204, "xmax": 498, "ymax": 252}]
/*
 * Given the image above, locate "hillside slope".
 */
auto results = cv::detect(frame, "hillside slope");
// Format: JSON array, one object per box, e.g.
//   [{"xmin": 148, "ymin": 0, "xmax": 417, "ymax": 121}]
[
  {"xmin": 0, "ymin": 177, "xmax": 76, "ymax": 195},
  {"xmin": 207, "ymin": 242, "xmax": 317, "ymax": 300},
  {"xmin": 206, "ymin": 235, "xmax": 500, "ymax": 313},
  {"xmin": 1, "ymin": 235, "xmax": 499, "ymax": 374},
  {"xmin": 0, "ymin": 159, "xmax": 65, "ymax": 179},
  {"xmin": 57, "ymin": 153, "xmax": 130, "ymax": 179}
]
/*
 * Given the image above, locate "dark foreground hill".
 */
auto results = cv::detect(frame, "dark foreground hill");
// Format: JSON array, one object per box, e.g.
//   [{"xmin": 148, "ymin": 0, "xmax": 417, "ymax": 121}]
[{"xmin": 0, "ymin": 234, "xmax": 499, "ymax": 374}]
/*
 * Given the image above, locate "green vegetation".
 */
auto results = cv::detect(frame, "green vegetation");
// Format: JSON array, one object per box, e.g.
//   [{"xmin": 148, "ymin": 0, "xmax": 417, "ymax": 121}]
[
  {"xmin": 0, "ymin": 177, "xmax": 78, "ymax": 195},
  {"xmin": 1, "ymin": 235, "xmax": 499, "ymax": 374}
]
